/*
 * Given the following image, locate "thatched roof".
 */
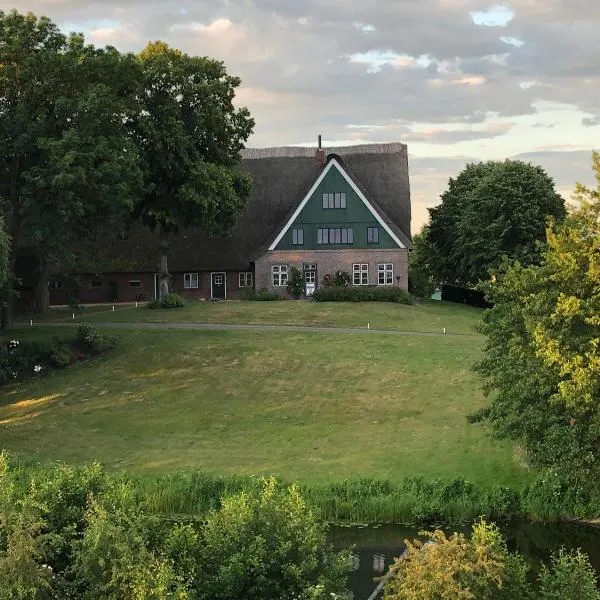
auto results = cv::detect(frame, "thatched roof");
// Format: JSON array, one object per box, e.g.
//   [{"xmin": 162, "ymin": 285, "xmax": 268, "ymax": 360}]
[{"xmin": 71, "ymin": 142, "xmax": 412, "ymax": 273}]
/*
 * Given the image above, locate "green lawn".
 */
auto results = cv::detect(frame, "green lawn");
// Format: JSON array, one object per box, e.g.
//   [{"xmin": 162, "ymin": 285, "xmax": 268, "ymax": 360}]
[
  {"xmin": 17, "ymin": 299, "xmax": 483, "ymax": 336},
  {"xmin": 0, "ymin": 319, "xmax": 530, "ymax": 489}
]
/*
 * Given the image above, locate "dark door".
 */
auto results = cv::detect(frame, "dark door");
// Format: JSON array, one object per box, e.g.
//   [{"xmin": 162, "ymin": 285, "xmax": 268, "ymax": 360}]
[{"xmin": 211, "ymin": 272, "xmax": 226, "ymax": 299}]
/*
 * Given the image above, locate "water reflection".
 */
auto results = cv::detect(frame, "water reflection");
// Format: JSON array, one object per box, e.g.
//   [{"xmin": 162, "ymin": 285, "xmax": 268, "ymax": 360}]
[{"xmin": 329, "ymin": 521, "xmax": 600, "ymax": 599}]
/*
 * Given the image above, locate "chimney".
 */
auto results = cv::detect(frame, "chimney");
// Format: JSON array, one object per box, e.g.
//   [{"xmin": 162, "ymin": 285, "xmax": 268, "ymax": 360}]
[{"xmin": 315, "ymin": 134, "xmax": 325, "ymax": 166}]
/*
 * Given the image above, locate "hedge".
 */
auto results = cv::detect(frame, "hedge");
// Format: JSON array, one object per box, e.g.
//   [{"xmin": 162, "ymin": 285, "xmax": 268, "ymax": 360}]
[{"xmin": 312, "ymin": 286, "xmax": 412, "ymax": 304}]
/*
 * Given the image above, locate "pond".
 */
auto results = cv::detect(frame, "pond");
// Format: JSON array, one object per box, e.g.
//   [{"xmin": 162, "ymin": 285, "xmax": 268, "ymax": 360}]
[{"xmin": 329, "ymin": 521, "xmax": 600, "ymax": 599}]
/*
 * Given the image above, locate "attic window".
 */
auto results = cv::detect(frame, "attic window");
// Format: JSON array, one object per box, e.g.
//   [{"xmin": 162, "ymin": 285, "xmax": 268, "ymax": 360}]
[
  {"xmin": 367, "ymin": 227, "xmax": 379, "ymax": 244},
  {"xmin": 292, "ymin": 228, "xmax": 304, "ymax": 245},
  {"xmin": 322, "ymin": 193, "xmax": 347, "ymax": 209},
  {"xmin": 317, "ymin": 228, "xmax": 354, "ymax": 245}
]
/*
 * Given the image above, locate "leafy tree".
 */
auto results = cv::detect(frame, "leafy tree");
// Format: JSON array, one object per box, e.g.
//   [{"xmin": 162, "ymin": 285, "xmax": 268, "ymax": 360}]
[
  {"xmin": 474, "ymin": 152, "xmax": 600, "ymax": 487},
  {"xmin": 132, "ymin": 41, "xmax": 254, "ymax": 299},
  {"xmin": 537, "ymin": 548, "xmax": 600, "ymax": 600},
  {"xmin": 421, "ymin": 160, "xmax": 565, "ymax": 288},
  {"xmin": 384, "ymin": 520, "xmax": 530, "ymax": 599},
  {"xmin": 0, "ymin": 217, "xmax": 9, "ymax": 297},
  {"xmin": 196, "ymin": 477, "xmax": 350, "ymax": 600},
  {"xmin": 0, "ymin": 10, "xmax": 142, "ymax": 325},
  {"xmin": 407, "ymin": 230, "xmax": 436, "ymax": 298},
  {"xmin": 287, "ymin": 266, "xmax": 305, "ymax": 298}
]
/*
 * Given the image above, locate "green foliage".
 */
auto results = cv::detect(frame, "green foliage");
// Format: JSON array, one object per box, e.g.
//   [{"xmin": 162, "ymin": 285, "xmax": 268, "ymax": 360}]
[
  {"xmin": 321, "ymin": 270, "xmax": 352, "ymax": 288},
  {"xmin": 195, "ymin": 477, "xmax": 350, "ymax": 600},
  {"xmin": 0, "ymin": 10, "xmax": 143, "ymax": 324},
  {"xmin": 148, "ymin": 293, "xmax": 186, "ymax": 309},
  {"xmin": 408, "ymin": 231, "xmax": 436, "ymax": 298},
  {"xmin": 242, "ymin": 288, "xmax": 282, "ymax": 301},
  {"xmin": 133, "ymin": 41, "xmax": 254, "ymax": 296},
  {"xmin": 312, "ymin": 286, "xmax": 412, "ymax": 304},
  {"xmin": 419, "ymin": 160, "xmax": 565, "ymax": 288},
  {"xmin": 287, "ymin": 267, "xmax": 305, "ymax": 299},
  {"xmin": 0, "ymin": 457, "xmax": 350, "ymax": 600},
  {"xmin": 384, "ymin": 520, "xmax": 530, "ymax": 600},
  {"xmin": 0, "ymin": 217, "xmax": 9, "ymax": 297},
  {"xmin": 474, "ymin": 152, "xmax": 600, "ymax": 488},
  {"xmin": 537, "ymin": 548, "xmax": 600, "ymax": 600}
]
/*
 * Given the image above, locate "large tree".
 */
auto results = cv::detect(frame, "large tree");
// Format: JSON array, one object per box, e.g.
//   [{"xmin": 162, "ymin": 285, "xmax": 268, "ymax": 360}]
[
  {"xmin": 420, "ymin": 160, "xmax": 566, "ymax": 288},
  {"xmin": 132, "ymin": 41, "xmax": 254, "ymax": 299},
  {"xmin": 474, "ymin": 152, "xmax": 600, "ymax": 487},
  {"xmin": 0, "ymin": 10, "xmax": 142, "ymax": 325}
]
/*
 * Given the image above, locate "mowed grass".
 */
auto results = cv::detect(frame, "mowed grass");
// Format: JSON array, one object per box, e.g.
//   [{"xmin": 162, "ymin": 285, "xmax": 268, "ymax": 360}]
[
  {"xmin": 17, "ymin": 299, "xmax": 483, "ymax": 335},
  {"xmin": 0, "ymin": 324, "xmax": 530, "ymax": 489}
]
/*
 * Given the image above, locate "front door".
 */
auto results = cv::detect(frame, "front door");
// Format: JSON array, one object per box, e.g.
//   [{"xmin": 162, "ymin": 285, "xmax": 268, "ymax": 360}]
[
  {"xmin": 211, "ymin": 272, "xmax": 226, "ymax": 299},
  {"xmin": 303, "ymin": 264, "xmax": 317, "ymax": 296}
]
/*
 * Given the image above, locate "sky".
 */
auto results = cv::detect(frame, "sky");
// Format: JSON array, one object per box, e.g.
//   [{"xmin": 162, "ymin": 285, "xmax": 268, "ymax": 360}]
[{"xmin": 3, "ymin": 0, "xmax": 599, "ymax": 233}]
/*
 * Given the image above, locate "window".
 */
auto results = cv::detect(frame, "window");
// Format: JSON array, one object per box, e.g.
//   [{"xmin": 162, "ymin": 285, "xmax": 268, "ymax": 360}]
[
  {"xmin": 129, "ymin": 280, "xmax": 142, "ymax": 288},
  {"xmin": 50, "ymin": 280, "xmax": 62, "ymax": 289},
  {"xmin": 304, "ymin": 271, "xmax": 316, "ymax": 284},
  {"xmin": 317, "ymin": 228, "xmax": 354, "ymax": 245},
  {"xmin": 239, "ymin": 272, "xmax": 253, "ymax": 288},
  {"xmin": 292, "ymin": 228, "xmax": 304, "ymax": 245},
  {"xmin": 272, "ymin": 265, "xmax": 288, "ymax": 287},
  {"xmin": 184, "ymin": 273, "xmax": 199, "ymax": 289},
  {"xmin": 353, "ymin": 264, "xmax": 369, "ymax": 285},
  {"xmin": 367, "ymin": 227, "xmax": 379, "ymax": 244},
  {"xmin": 90, "ymin": 279, "xmax": 103, "ymax": 288},
  {"xmin": 322, "ymin": 192, "xmax": 347, "ymax": 209},
  {"xmin": 378, "ymin": 263, "xmax": 394, "ymax": 285}
]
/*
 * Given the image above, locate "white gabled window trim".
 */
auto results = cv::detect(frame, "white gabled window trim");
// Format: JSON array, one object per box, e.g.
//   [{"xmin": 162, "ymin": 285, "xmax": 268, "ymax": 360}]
[
  {"xmin": 268, "ymin": 159, "xmax": 406, "ymax": 250},
  {"xmin": 272, "ymin": 265, "xmax": 288, "ymax": 287},
  {"xmin": 184, "ymin": 272, "xmax": 199, "ymax": 289},
  {"xmin": 377, "ymin": 263, "xmax": 393, "ymax": 285}
]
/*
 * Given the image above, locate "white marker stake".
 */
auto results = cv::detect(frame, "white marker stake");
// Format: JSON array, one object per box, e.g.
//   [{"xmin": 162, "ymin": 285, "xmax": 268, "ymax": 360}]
[
  {"xmin": 368, "ymin": 323, "xmax": 370, "ymax": 330},
  {"xmin": 443, "ymin": 327, "xmax": 446, "ymax": 334},
  {"xmin": 30, "ymin": 319, "xmax": 33, "ymax": 327},
  {"xmin": 112, "ymin": 305, "xmax": 115, "ymax": 312},
  {"xmin": 136, "ymin": 301, "xmax": 138, "ymax": 308},
  {"xmin": 72, "ymin": 313, "xmax": 75, "ymax": 320}
]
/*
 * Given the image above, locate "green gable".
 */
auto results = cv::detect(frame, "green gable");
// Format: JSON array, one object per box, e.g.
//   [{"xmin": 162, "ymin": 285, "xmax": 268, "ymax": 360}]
[{"xmin": 273, "ymin": 161, "xmax": 400, "ymax": 251}]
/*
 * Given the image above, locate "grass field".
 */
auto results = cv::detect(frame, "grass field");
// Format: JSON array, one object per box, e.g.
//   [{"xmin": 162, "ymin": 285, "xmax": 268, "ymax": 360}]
[
  {"xmin": 16, "ymin": 299, "xmax": 483, "ymax": 335},
  {"xmin": 0, "ymin": 302, "xmax": 531, "ymax": 490}
]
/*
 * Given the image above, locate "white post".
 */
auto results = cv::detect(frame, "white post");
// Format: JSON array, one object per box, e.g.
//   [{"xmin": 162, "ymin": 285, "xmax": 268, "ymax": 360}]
[
  {"xmin": 112, "ymin": 305, "xmax": 115, "ymax": 312},
  {"xmin": 30, "ymin": 319, "xmax": 33, "ymax": 327},
  {"xmin": 136, "ymin": 301, "xmax": 138, "ymax": 308},
  {"xmin": 443, "ymin": 327, "xmax": 446, "ymax": 334},
  {"xmin": 72, "ymin": 313, "xmax": 75, "ymax": 320},
  {"xmin": 368, "ymin": 322, "xmax": 370, "ymax": 330}
]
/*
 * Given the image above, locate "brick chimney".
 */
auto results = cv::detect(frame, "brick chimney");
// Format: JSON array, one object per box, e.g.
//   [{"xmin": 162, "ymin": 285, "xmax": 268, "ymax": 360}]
[{"xmin": 315, "ymin": 134, "xmax": 325, "ymax": 166}]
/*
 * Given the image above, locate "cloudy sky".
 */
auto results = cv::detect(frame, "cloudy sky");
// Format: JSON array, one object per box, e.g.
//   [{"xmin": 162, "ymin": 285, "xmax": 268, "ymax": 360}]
[{"xmin": 4, "ymin": 0, "xmax": 599, "ymax": 232}]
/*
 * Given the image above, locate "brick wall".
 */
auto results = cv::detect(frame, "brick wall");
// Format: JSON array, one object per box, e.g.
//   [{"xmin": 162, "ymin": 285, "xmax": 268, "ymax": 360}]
[{"xmin": 255, "ymin": 249, "xmax": 408, "ymax": 296}]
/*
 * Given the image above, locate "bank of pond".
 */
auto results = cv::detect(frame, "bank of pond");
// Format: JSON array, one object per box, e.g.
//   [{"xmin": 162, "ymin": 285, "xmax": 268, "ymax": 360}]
[{"xmin": 2, "ymin": 456, "xmax": 600, "ymax": 599}]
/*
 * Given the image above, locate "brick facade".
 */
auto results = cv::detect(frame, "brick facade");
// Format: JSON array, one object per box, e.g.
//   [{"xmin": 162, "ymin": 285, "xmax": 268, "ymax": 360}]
[{"xmin": 254, "ymin": 249, "xmax": 409, "ymax": 296}]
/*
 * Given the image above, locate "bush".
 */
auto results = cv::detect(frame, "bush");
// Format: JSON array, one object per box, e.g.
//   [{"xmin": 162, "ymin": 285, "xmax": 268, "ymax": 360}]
[
  {"xmin": 160, "ymin": 293, "xmax": 185, "ymax": 308},
  {"xmin": 537, "ymin": 548, "xmax": 600, "ymax": 600},
  {"xmin": 242, "ymin": 288, "xmax": 282, "ymax": 301},
  {"xmin": 287, "ymin": 267, "xmax": 305, "ymax": 299},
  {"xmin": 322, "ymin": 270, "xmax": 351, "ymax": 288},
  {"xmin": 384, "ymin": 520, "xmax": 530, "ymax": 600},
  {"xmin": 313, "ymin": 286, "xmax": 412, "ymax": 304}
]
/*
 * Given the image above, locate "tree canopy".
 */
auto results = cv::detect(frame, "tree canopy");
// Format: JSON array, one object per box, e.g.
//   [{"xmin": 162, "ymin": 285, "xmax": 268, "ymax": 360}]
[
  {"xmin": 0, "ymin": 10, "xmax": 142, "ymax": 322},
  {"xmin": 416, "ymin": 160, "xmax": 566, "ymax": 289},
  {"xmin": 132, "ymin": 41, "xmax": 254, "ymax": 298},
  {"xmin": 474, "ymin": 152, "xmax": 600, "ymax": 487}
]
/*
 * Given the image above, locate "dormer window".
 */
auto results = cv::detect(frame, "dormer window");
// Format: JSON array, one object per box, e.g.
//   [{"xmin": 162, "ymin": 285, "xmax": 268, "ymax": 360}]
[{"xmin": 322, "ymin": 193, "xmax": 347, "ymax": 209}]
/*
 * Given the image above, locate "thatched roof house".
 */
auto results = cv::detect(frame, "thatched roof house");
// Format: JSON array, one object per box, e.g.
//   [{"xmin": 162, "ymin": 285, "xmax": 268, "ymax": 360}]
[{"xmin": 48, "ymin": 141, "xmax": 412, "ymax": 304}]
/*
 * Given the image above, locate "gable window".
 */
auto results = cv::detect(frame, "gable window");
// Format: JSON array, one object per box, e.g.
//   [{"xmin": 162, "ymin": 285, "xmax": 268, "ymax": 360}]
[
  {"xmin": 129, "ymin": 280, "xmax": 142, "ymax": 288},
  {"xmin": 272, "ymin": 265, "xmax": 288, "ymax": 287},
  {"xmin": 367, "ymin": 227, "xmax": 379, "ymax": 244},
  {"xmin": 317, "ymin": 228, "xmax": 354, "ymax": 245},
  {"xmin": 378, "ymin": 263, "xmax": 393, "ymax": 285},
  {"xmin": 322, "ymin": 192, "xmax": 347, "ymax": 209},
  {"xmin": 353, "ymin": 264, "xmax": 369, "ymax": 286},
  {"xmin": 292, "ymin": 228, "xmax": 304, "ymax": 245},
  {"xmin": 184, "ymin": 273, "xmax": 199, "ymax": 289},
  {"xmin": 239, "ymin": 272, "xmax": 253, "ymax": 288}
]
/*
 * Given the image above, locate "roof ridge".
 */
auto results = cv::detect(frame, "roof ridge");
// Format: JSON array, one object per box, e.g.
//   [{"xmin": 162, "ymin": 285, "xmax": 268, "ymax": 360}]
[{"xmin": 241, "ymin": 142, "xmax": 406, "ymax": 160}]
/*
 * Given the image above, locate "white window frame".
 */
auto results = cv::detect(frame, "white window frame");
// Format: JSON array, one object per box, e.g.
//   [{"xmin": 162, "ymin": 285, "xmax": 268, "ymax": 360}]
[
  {"xmin": 378, "ymin": 263, "xmax": 394, "ymax": 286},
  {"xmin": 272, "ymin": 265, "xmax": 288, "ymax": 287},
  {"xmin": 353, "ymin": 264, "xmax": 369, "ymax": 286},
  {"xmin": 239, "ymin": 272, "xmax": 254, "ymax": 288},
  {"xmin": 184, "ymin": 272, "xmax": 199, "ymax": 289},
  {"xmin": 322, "ymin": 192, "xmax": 347, "ymax": 209}
]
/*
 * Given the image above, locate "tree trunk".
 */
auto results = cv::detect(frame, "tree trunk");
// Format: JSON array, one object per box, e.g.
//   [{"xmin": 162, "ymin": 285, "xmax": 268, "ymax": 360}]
[{"xmin": 158, "ymin": 252, "xmax": 170, "ymax": 300}]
